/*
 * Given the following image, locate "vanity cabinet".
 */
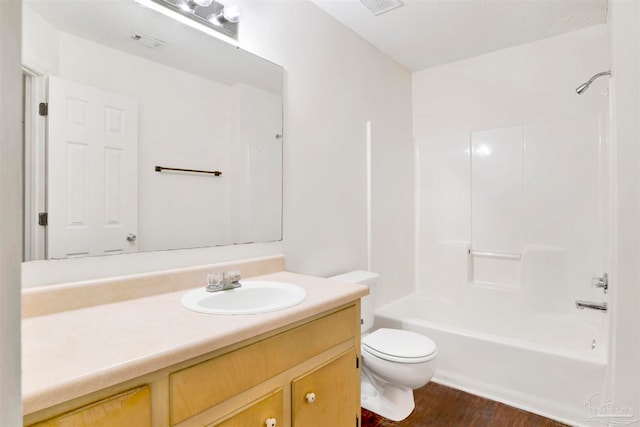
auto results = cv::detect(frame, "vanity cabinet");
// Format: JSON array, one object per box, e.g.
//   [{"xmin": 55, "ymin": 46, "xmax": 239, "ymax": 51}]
[{"xmin": 25, "ymin": 303, "xmax": 361, "ymax": 427}]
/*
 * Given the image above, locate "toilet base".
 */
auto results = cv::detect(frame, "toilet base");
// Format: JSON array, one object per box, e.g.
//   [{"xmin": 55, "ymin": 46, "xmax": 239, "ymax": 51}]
[{"xmin": 361, "ymin": 372, "xmax": 415, "ymax": 421}]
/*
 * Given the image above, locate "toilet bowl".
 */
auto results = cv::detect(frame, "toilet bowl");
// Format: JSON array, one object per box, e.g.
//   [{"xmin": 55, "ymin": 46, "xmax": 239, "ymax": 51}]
[
  {"xmin": 329, "ymin": 271, "xmax": 438, "ymax": 422},
  {"xmin": 361, "ymin": 328, "xmax": 437, "ymax": 421}
]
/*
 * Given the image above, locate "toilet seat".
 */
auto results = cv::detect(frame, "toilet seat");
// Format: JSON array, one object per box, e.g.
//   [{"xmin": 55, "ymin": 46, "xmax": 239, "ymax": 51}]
[{"xmin": 362, "ymin": 328, "xmax": 437, "ymax": 364}]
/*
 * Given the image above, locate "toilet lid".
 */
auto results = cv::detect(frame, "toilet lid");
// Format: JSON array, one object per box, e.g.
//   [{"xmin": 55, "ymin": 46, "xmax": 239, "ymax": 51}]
[{"xmin": 362, "ymin": 328, "xmax": 437, "ymax": 363}]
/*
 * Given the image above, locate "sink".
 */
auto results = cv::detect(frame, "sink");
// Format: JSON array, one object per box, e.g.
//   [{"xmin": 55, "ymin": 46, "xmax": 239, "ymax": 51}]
[{"xmin": 181, "ymin": 280, "xmax": 307, "ymax": 315}]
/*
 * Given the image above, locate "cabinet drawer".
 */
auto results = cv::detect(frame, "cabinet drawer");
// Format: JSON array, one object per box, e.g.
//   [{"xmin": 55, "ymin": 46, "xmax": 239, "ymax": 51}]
[
  {"xmin": 29, "ymin": 386, "xmax": 151, "ymax": 427},
  {"xmin": 170, "ymin": 305, "xmax": 357, "ymax": 424},
  {"xmin": 208, "ymin": 389, "xmax": 283, "ymax": 427},
  {"xmin": 292, "ymin": 350, "xmax": 358, "ymax": 427}
]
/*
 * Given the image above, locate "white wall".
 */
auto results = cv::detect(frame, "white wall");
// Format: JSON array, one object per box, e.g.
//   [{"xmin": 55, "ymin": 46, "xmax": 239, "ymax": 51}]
[
  {"xmin": 234, "ymin": 0, "xmax": 414, "ymax": 306},
  {"xmin": 414, "ymin": 25, "xmax": 609, "ymax": 138},
  {"xmin": 21, "ymin": 3, "xmax": 57, "ymax": 74},
  {"xmin": 608, "ymin": 0, "xmax": 640, "ymax": 417},
  {"xmin": 21, "ymin": 0, "xmax": 415, "ymax": 307},
  {"xmin": 0, "ymin": 0, "xmax": 23, "ymax": 424}
]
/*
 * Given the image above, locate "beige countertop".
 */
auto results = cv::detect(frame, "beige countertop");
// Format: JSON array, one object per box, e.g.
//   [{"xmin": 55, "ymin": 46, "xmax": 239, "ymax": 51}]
[{"xmin": 22, "ymin": 271, "xmax": 367, "ymax": 415}]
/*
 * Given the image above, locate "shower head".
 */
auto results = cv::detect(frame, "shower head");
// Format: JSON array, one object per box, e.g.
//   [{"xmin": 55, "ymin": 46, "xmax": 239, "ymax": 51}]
[
  {"xmin": 576, "ymin": 70, "xmax": 611, "ymax": 94},
  {"xmin": 575, "ymin": 82, "xmax": 591, "ymax": 95}
]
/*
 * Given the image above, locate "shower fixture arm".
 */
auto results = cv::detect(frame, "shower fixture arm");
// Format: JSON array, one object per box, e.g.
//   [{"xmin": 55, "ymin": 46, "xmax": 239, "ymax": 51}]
[
  {"xmin": 575, "ymin": 70, "xmax": 612, "ymax": 94},
  {"xmin": 585, "ymin": 71, "xmax": 612, "ymax": 85}
]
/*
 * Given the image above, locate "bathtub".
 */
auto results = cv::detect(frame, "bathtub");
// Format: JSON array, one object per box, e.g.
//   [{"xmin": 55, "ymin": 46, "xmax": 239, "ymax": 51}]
[{"xmin": 374, "ymin": 294, "xmax": 608, "ymax": 426}]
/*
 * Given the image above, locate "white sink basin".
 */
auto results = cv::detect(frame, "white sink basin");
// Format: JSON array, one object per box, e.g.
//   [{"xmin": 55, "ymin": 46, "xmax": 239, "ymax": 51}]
[{"xmin": 181, "ymin": 280, "xmax": 307, "ymax": 315}]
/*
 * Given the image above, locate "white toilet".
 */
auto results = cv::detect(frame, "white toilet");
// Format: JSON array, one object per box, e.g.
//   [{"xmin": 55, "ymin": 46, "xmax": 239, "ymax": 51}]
[{"xmin": 330, "ymin": 271, "xmax": 437, "ymax": 422}]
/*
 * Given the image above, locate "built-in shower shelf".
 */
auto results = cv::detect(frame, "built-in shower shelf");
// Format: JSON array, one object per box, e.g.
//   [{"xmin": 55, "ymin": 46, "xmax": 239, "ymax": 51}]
[
  {"xmin": 468, "ymin": 249, "xmax": 521, "ymax": 260},
  {"xmin": 468, "ymin": 249, "xmax": 522, "ymax": 289}
]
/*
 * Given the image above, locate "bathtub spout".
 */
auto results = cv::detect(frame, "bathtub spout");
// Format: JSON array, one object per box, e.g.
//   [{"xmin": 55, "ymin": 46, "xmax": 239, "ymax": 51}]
[{"xmin": 575, "ymin": 300, "xmax": 607, "ymax": 312}]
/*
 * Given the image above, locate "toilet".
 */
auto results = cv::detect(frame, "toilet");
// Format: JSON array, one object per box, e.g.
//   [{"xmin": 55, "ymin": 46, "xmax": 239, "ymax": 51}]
[{"xmin": 330, "ymin": 271, "xmax": 437, "ymax": 422}]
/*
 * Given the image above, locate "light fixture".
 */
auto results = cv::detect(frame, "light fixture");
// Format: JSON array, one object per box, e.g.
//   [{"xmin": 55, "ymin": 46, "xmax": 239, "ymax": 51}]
[{"xmin": 134, "ymin": 0, "xmax": 241, "ymax": 41}]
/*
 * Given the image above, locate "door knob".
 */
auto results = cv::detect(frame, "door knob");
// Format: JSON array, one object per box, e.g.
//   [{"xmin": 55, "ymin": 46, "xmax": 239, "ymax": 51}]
[{"xmin": 126, "ymin": 233, "xmax": 137, "ymax": 242}]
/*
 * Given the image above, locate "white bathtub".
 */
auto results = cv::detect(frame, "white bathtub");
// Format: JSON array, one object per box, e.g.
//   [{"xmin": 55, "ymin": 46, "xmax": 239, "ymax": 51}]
[{"xmin": 374, "ymin": 294, "xmax": 608, "ymax": 426}]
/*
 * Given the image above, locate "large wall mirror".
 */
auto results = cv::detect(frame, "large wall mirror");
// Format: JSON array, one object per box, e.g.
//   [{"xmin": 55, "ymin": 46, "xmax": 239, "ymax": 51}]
[{"xmin": 22, "ymin": 0, "xmax": 283, "ymax": 262}]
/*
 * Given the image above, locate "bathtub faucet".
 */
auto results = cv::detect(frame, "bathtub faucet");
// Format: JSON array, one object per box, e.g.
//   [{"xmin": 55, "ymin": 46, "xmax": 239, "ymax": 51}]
[{"xmin": 575, "ymin": 300, "xmax": 607, "ymax": 312}]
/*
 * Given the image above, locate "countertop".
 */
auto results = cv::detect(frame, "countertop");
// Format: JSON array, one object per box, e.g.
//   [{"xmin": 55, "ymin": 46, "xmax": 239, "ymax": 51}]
[{"xmin": 22, "ymin": 271, "xmax": 368, "ymax": 415}]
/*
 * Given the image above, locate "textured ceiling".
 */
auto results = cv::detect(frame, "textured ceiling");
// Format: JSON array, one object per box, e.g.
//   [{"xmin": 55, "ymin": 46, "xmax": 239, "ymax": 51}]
[{"xmin": 309, "ymin": 0, "xmax": 608, "ymax": 71}]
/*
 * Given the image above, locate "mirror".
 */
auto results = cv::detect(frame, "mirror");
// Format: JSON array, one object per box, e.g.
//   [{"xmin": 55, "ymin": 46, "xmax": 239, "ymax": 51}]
[{"xmin": 22, "ymin": 0, "xmax": 283, "ymax": 261}]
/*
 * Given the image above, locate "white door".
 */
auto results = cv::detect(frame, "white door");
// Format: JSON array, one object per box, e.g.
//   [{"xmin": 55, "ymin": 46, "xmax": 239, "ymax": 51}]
[{"xmin": 47, "ymin": 76, "xmax": 138, "ymax": 258}]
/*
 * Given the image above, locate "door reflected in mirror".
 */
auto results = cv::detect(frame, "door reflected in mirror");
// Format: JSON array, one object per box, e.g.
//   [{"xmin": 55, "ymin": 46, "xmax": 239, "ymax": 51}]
[{"xmin": 22, "ymin": 0, "xmax": 283, "ymax": 261}]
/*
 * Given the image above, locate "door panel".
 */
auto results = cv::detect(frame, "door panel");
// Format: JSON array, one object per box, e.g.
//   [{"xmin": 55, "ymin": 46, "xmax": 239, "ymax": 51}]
[
  {"xmin": 292, "ymin": 350, "xmax": 357, "ymax": 427},
  {"xmin": 48, "ymin": 76, "xmax": 138, "ymax": 258},
  {"xmin": 211, "ymin": 389, "xmax": 283, "ymax": 427},
  {"xmin": 29, "ymin": 386, "xmax": 150, "ymax": 427}
]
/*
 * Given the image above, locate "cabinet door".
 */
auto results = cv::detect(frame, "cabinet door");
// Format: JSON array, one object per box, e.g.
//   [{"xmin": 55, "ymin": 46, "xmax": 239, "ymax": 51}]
[
  {"xmin": 292, "ymin": 350, "xmax": 358, "ymax": 427},
  {"xmin": 30, "ymin": 386, "xmax": 150, "ymax": 427},
  {"xmin": 210, "ymin": 389, "xmax": 283, "ymax": 427}
]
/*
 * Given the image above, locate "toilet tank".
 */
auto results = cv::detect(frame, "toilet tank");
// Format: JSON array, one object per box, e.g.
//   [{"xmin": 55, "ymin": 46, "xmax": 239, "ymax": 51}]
[{"xmin": 329, "ymin": 270, "xmax": 379, "ymax": 332}]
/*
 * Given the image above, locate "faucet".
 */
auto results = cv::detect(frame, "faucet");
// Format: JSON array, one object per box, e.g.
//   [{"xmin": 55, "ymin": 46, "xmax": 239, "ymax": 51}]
[
  {"xmin": 575, "ymin": 300, "xmax": 607, "ymax": 312},
  {"xmin": 206, "ymin": 270, "xmax": 242, "ymax": 292},
  {"xmin": 592, "ymin": 273, "xmax": 608, "ymax": 294}
]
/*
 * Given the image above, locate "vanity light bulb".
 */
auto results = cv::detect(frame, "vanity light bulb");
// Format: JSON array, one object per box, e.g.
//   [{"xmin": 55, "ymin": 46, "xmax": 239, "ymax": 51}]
[
  {"xmin": 208, "ymin": 4, "xmax": 241, "ymax": 25},
  {"xmin": 222, "ymin": 5, "xmax": 241, "ymax": 23},
  {"xmin": 177, "ymin": 0, "xmax": 192, "ymax": 11}
]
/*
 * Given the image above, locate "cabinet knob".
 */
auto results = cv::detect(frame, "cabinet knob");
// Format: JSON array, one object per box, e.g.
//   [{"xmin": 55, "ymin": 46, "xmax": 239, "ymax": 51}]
[
  {"xmin": 265, "ymin": 418, "xmax": 277, "ymax": 427},
  {"xmin": 305, "ymin": 392, "xmax": 316, "ymax": 403}
]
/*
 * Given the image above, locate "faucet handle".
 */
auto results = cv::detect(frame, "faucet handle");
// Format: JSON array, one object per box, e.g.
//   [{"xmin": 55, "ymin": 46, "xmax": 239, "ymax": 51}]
[
  {"xmin": 223, "ymin": 270, "xmax": 241, "ymax": 283},
  {"xmin": 206, "ymin": 273, "xmax": 223, "ymax": 292},
  {"xmin": 592, "ymin": 273, "xmax": 608, "ymax": 294}
]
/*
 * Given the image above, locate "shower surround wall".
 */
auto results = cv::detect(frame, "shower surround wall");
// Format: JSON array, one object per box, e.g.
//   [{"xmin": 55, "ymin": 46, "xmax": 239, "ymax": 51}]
[
  {"xmin": 415, "ymin": 24, "xmax": 609, "ymax": 308},
  {"xmin": 419, "ymin": 118, "xmax": 608, "ymax": 313},
  {"xmin": 411, "ymin": 24, "xmax": 610, "ymax": 423}
]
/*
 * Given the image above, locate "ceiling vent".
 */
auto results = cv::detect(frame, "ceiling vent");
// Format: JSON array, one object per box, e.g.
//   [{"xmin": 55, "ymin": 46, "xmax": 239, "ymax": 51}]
[
  {"xmin": 130, "ymin": 32, "xmax": 167, "ymax": 50},
  {"xmin": 360, "ymin": 0, "xmax": 404, "ymax": 16}
]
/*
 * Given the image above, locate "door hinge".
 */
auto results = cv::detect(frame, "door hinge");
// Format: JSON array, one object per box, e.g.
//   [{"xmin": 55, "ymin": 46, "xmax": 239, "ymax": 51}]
[
  {"xmin": 356, "ymin": 415, "xmax": 359, "ymax": 427},
  {"xmin": 38, "ymin": 102, "xmax": 48, "ymax": 117},
  {"xmin": 38, "ymin": 212, "xmax": 48, "ymax": 226},
  {"xmin": 356, "ymin": 355, "xmax": 360, "ymax": 369}
]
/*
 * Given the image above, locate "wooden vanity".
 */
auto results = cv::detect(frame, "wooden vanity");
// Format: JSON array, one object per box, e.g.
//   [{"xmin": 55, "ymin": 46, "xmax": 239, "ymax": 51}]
[{"xmin": 22, "ymin": 256, "xmax": 367, "ymax": 427}]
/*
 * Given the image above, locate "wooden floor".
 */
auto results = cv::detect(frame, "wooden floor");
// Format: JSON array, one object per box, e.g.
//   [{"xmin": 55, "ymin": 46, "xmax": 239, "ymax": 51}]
[{"xmin": 361, "ymin": 383, "xmax": 569, "ymax": 427}]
